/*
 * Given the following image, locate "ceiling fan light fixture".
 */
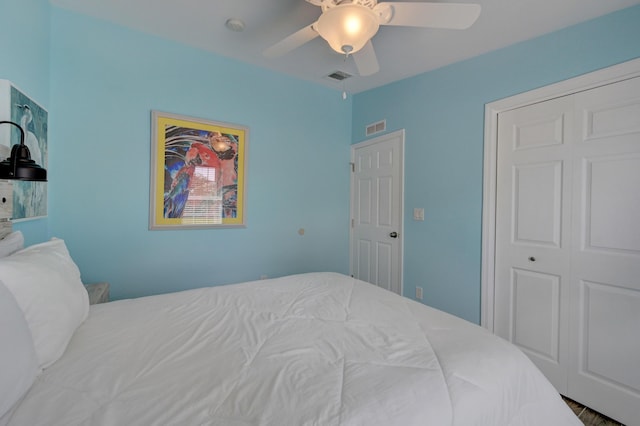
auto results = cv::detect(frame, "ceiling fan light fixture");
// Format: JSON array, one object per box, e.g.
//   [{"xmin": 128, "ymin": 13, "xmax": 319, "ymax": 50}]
[{"xmin": 316, "ymin": 4, "xmax": 379, "ymax": 55}]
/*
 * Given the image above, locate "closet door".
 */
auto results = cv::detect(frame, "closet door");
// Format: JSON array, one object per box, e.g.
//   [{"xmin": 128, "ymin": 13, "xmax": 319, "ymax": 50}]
[
  {"xmin": 494, "ymin": 95, "xmax": 574, "ymax": 392},
  {"xmin": 495, "ymin": 75, "xmax": 640, "ymax": 425},
  {"xmin": 568, "ymin": 76, "xmax": 640, "ymax": 425}
]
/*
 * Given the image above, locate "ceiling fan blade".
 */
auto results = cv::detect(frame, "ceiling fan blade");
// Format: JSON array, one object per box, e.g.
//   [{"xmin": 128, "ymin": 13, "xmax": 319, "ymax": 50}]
[
  {"xmin": 263, "ymin": 23, "xmax": 319, "ymax": 58},
  {"xmin": 353, "ymin": 41, "xmax": 379, "ymax": 76},
  {"xmin": 376, "ymin": 2, "xmax": 481, "ymax": 29}
]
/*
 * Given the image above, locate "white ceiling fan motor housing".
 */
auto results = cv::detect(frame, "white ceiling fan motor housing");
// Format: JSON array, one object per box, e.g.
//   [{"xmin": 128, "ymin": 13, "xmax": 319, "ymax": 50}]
[{"xmin": 306, "ymin": 0, "xmax": 379, "ymax": 13}]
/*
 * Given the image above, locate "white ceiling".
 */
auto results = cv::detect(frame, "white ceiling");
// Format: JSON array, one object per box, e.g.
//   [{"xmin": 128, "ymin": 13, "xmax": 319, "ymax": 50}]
[{"xmin": 50, "ymin": 0, "xmax": 640, "ymax": 93}]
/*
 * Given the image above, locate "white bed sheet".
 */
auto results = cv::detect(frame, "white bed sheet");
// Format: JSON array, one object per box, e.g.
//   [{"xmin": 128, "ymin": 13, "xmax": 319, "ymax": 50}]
[{"xmin": 7, "ymin": 272, "xmax": 581, "ymax": 425}]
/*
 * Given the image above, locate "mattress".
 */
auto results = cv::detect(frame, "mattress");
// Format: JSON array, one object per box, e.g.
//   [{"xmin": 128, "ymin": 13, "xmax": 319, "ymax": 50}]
[{"xmin": 7, "ymin": 272, "xmax": 581, "ymax": 425}]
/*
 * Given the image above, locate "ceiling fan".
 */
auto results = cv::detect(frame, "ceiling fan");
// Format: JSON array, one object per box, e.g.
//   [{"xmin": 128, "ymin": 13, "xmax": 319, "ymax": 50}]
[{"xmin": 263, "ymin": 0, "xmax": 481, "ymax": 76}]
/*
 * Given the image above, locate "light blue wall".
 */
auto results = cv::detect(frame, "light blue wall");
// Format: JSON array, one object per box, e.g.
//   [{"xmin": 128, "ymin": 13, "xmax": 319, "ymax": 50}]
[
  {"xmin": 0, "ymin": 0, "xmax": 50, "ymax": 246},
  {"xmin": 48, "ymin": 8, "xmax": 351, "ymax": 299},
  {"xmin": 352, "ymin": 5, "xmax": 640, "ymax": 323}
]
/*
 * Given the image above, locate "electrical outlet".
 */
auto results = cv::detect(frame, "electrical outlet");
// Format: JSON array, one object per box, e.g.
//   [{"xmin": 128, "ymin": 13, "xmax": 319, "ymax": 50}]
[{"xmin": 415, "ymin": 286, "xmax": 423, "ymax": 300}]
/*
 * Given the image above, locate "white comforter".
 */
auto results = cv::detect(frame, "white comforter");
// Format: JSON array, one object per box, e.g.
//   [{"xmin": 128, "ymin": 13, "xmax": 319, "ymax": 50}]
[{"xmin": 8, "ymin": 273, "xmax": 580, "ymax": 425}]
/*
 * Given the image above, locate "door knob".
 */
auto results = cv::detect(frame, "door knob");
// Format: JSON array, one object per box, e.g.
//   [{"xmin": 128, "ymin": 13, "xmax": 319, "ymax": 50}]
[
  {"xmin": 528, "ymin": 256, "xmax": 536, "ymax": 262},
  {"xmin": 389, "ymin": 232, "xmax": 398, "ymax": 238}
]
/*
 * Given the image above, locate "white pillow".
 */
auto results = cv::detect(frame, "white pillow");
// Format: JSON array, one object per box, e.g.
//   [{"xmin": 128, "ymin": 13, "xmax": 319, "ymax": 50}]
[
  {"xmin": 0, "ymin": 238, "xmax": 89, "ymax": 369},
  {"xmin": 0, "ymin": 280, "xmax": 39, "ymax": 418},
  {"xmin": 0, "ymin": 231, "xmax": 24, "ymax": 258}
]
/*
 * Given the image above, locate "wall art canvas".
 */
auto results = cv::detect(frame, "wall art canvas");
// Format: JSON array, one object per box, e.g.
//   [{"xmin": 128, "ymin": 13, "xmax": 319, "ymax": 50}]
[
  {"xmin": 150, "ymin": 111, "xmax": 248, "ymax": 229},
  {"xmin": 0, "ymin": 80, "xmax": 48, "ymax": 221}
]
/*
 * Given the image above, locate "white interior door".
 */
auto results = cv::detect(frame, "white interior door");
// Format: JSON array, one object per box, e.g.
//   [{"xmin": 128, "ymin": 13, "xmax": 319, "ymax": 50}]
[
  {"xmin": 567, "ymin": 76, "xmax": 640, "ymax": 424},
  {"xmin": 350, "ymin": 130, "xmax": 404, "ymax": 295},
  {"xmin": 494, "ymin": 95, "xmax": 574, "ymax": 392},
  {"xmin": 494, "ymin": 76, "xmax": 640, "ymax": 425}
]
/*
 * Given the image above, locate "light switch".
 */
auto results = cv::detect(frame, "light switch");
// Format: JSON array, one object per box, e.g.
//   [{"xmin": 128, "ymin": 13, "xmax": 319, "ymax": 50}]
[{"xmin": 413, "ymin": 208, "xmax": 424, "ymax": 221}]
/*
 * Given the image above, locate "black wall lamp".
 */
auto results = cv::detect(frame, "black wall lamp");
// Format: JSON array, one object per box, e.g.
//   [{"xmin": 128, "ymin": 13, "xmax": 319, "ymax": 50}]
[{"xmin": 0, "ymin": 120, "xmax": 47, "ymax": 181}]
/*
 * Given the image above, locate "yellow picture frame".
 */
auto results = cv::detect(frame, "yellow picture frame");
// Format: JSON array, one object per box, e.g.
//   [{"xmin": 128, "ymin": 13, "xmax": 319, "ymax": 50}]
[{"xmin": 149, "ymin": 111, "xmax": 248, "ymax": 229}]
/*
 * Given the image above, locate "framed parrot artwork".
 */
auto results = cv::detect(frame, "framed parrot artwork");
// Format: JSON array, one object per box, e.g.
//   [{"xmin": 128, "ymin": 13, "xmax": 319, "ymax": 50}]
[{"xmin": 149, "ymin": 111, "xmax": 248, "ymax": 229}]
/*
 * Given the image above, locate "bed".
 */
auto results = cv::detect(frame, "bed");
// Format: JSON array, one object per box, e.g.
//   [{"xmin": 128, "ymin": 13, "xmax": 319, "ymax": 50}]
[{"xmin": 1, "ymin": 236, "xmax": 581, "ymax": 425}]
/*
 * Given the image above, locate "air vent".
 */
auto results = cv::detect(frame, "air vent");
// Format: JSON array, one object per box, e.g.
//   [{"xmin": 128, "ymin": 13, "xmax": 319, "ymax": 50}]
[
  {"xmin": 366, "ymin": 120, "xmax": 386, "ymax": 136},
  {"xmin": 326, "ymin": 70, "xmax": 352, "ymax": 81}
]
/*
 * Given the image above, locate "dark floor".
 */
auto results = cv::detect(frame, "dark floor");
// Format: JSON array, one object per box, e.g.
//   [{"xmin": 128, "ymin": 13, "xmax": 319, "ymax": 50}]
[{"xmin": 562, "ymin": 396, "xmax": 625, "ymax": 426}]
